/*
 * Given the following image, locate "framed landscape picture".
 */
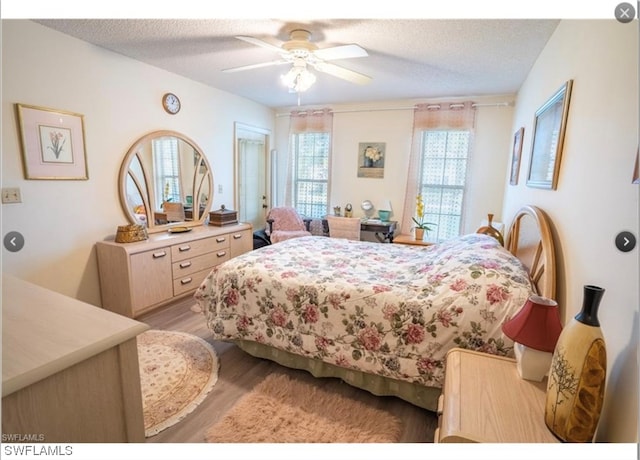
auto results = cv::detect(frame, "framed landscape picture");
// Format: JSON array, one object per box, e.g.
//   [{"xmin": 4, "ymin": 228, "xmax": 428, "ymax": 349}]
[{"xmin": 527, "ymin": 80, "xmax": 573, "ymax": 190}]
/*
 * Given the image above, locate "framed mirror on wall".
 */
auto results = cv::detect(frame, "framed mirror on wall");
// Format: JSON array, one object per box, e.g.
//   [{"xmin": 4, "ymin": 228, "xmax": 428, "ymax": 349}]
[
  {"xmin": 234, "ymin": 122, "xmax": 271, "ymax": 231},
  {"xmin": 119, "ymin": 130, "xmax": 214, "ymax": 233}
]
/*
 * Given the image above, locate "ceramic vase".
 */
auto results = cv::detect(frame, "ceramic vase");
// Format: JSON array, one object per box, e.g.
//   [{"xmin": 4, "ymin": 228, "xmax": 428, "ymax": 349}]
[
  {"xmin": 544, "ymin": 285, "xmax": 606, "ymax": 442},
  {"xmin": 414, "ymin": 228, "xmax": 425, "ymax": 241}
]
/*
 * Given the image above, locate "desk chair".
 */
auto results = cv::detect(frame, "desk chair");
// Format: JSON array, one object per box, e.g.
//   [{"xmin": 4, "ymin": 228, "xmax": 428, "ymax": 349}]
[
  {"xmin": 163, "ymin": 202, "xmax": 186, "ymax": 223},
  {"xmin": 326, "ymin": 216, "xmax": 361, "ymax": 241}
]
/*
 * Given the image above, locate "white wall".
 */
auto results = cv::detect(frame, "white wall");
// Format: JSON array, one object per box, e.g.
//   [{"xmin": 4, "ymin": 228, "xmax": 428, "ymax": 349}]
[
  {"xmin": 274, "ymin": 97, "xmax": 515, "ymax": 237},
  {"xmin": 1, "ymin": 20, "xmax": 275, "ymax": 304},
  {"xmin": 502, "ymin": 20, "xmax": 638, "ymax": 442}
]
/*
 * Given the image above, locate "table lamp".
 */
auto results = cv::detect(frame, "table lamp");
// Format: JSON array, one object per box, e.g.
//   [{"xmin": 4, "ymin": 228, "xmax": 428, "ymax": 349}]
[
  {"xmin": 502, "ymin": 295, "xmax": 563, "ymax": 381},
  {"xmin": 377, "ymin": 200, "xmax": 392, "ymax": 221}
]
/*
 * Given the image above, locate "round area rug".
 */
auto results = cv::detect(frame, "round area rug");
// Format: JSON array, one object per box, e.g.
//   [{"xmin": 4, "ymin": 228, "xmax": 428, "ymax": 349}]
[{"xmin": 137, "ymin": 329, "xmax": 219, "ymax": 437}]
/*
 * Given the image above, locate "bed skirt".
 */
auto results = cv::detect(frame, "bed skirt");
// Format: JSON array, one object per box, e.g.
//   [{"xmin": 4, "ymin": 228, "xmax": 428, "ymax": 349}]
[{"xmin": 232, "ymin": 339, "xmax": 441, "ymax": 412}]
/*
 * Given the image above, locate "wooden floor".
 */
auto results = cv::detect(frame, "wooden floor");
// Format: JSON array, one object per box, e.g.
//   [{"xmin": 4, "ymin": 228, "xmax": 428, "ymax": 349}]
[{"xmin": 138, "ymin": 297, "xmax": 438, "ymax": 443}]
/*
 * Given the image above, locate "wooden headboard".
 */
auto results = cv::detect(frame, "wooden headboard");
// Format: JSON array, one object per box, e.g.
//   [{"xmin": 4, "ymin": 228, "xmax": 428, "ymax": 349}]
[{"xmin": 504, "ymin": 205, "xmax": 556, "ymax": 300}]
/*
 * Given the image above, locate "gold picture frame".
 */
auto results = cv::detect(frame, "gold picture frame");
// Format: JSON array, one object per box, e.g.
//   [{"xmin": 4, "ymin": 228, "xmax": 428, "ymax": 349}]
[
  {"xmin": 15, "ymin": 103, "xmax": 88, "ymax": 180},
  {"xmin": 510, "ymin": 127, "xmax": 524, "ymax": 185},
  {"xmin": 526, "ymin": 80, "xmax": 572, "ymax": 190}
]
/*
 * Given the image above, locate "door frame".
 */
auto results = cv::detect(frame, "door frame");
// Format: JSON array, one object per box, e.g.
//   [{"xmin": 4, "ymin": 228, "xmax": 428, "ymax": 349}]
[{"xmin": 233, "ymin": 122, "xmax": 272, "ymax": 226}]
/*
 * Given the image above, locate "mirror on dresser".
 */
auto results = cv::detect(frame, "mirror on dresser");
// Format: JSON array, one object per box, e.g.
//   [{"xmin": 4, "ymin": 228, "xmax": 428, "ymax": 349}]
[{"xmin": 118, "ymin": 130, "xmax": 213, "ymax": 233}]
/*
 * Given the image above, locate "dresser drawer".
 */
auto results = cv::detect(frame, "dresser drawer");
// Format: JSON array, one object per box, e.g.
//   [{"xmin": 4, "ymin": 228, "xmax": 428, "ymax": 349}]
[
  {"xmin": 173, "ymin": 268, "xmax": 215, "ymax": 296},
  {"xmin": 229, "ymin": 229, "xmax": 253, "ymax": 258},
  {"xmin": 172, "ymin": 252, "xmax": 219, "ymax": 279},
  {"xmin": 171, "ymin": 235, "xmax": 229, "ymax": 262}
]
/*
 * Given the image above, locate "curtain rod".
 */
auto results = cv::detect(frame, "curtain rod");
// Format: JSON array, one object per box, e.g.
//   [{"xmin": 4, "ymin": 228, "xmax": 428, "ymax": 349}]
[{"xmin": 275, "ymin": 101, "xmax": 512, "ymax": 117}]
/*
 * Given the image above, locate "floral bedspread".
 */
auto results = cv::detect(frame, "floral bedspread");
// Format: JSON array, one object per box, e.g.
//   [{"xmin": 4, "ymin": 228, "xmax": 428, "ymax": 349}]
[{"xmin": 194, "ymin": 234, "xmax": 532, "ymax": 389}]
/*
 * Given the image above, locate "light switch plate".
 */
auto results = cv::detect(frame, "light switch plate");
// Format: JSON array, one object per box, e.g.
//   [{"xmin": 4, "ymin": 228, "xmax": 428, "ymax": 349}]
[{"xmin": 2, "ymin": 187, "xmax": 22, "ymax": 203}]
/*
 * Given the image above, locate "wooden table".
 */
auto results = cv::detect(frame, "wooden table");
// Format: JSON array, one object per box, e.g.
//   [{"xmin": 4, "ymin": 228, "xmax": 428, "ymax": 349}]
[
  {"xmin": 392, "ymin": 233, "xmax": 434, "ymax": 247},
  {"xmin": 436, "ymin": 348, "xmax": 559, "ymax": 443}
]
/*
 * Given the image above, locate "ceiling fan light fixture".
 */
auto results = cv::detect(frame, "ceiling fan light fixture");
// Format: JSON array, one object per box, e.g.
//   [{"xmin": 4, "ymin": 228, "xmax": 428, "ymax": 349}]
[{"xmin": 281, "ymin": 65, "xmax": 316, "ymax": 93}]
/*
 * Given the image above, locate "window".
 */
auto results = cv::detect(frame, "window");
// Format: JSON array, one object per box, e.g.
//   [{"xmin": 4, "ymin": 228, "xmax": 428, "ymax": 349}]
[
  {"xmin": 418, "ymin": 130, "xmax": 471, "ymax": 242},
  {"xmin": 153, "ymin": 137, "xmax": 181, "ymax": 207},
  {"xmin": 290, "ymin": 132, "xmax": 330, "ymax": 218}
]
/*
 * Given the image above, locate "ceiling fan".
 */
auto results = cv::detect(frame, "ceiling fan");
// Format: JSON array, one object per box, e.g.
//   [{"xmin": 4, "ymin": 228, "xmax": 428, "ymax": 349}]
[{"xmin": 223, "ymin": 29, "xmax": 372, "ymax": 92}]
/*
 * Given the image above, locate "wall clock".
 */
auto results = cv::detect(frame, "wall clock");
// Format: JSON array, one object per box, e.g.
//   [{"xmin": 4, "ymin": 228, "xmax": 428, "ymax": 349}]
[{"xmin": 162, "ymin": 92, "xmax": 181, "ymax": 114}]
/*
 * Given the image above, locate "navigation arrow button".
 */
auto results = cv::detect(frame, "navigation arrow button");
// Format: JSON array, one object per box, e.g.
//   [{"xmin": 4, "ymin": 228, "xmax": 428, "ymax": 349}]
[
  {"xmin": 615, "ymin": 231, "xmax": 636, "ymax": 253},
  {"xmin": 3, "ymin": 231, "xmax": 25, "ymax": 252}
]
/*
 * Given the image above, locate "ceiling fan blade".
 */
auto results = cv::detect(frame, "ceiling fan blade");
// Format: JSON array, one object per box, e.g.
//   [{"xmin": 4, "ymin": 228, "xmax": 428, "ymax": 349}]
[
  {"xmin": 313, "ymin": 62, "xmax": 372, "ymax": 85},
  {"xmin": 313, "ymin": 44, "xmax": 368, "ymax": 61},
  {"xmin": 222, "ymin": 60, "xmax": 289, "ymax": 73},
  {"xmin": 235, "ymin": 35, "xmax": 284, "ymax": 54}
]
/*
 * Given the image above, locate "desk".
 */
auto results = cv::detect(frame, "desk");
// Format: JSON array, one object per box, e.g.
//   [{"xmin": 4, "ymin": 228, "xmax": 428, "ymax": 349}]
[{"xmin": 321, "ymin": 219, "xmax": 397, "ymax": 243}]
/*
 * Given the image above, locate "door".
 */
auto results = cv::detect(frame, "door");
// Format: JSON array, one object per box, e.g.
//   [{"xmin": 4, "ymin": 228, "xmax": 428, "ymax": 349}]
[{"xmin": 235, "ymin": 123, "xmax": 270, "ymax": 230}]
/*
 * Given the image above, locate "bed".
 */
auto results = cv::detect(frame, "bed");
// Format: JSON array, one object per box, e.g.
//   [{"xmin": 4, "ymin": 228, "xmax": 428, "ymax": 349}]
[{"xmin": 194, "ymin": 205, "xmax": 556, "ymax": 411}]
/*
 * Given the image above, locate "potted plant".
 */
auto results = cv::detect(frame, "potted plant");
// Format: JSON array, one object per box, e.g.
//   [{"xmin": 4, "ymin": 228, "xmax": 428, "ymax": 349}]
[{"xmin": 412, "ymin": 195, "xmax": 436, "ymax": 240}]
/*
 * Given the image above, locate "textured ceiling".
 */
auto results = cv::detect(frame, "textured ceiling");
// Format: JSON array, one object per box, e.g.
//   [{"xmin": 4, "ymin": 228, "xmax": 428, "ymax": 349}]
[{"xmin": 34, "ymin": 19, "xmax": 560, "ymax": 109}]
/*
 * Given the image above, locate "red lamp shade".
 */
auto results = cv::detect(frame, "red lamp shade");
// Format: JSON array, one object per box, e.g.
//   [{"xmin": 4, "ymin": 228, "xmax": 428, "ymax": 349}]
[{"xmin": 502, "ymin": 295, "xmax": 563, "ymax": 353}]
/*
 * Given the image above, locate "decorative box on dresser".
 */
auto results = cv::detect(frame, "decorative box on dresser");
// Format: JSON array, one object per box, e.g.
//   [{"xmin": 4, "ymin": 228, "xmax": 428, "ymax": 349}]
[
  {"xmin": 2, "ymin": 273, "xmax": 149, "ymax": 442},
  {"xmin": 96, "ymin": 223, "xmax": 252, "ymax": 318},
  {"xmin": 436, "ymin": 348, "xmax": 560, "ymax": 443}
]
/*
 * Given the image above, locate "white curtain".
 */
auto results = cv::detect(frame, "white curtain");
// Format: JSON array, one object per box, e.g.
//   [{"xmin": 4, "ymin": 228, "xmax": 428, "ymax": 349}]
[
  {"xmin": 401, "ymin": 102, "xmax": 476, "ymax": 234},
  {"xmin": 284, "ymin": 108, "xmax": 333, "ymax": 207}
]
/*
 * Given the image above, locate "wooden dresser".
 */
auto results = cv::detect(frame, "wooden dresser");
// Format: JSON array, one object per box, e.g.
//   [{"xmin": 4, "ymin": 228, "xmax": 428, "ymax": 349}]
[
  {"xmin": 96, "ymin": 223, "xmax": 252, "ymax": 318},
  {"xmin": 436, "ymin": 348, "xmax": 559, "ymax": 443},
  {"xmin": 2, "ymin": 274, "xmax": 149, "ymax": 442}
]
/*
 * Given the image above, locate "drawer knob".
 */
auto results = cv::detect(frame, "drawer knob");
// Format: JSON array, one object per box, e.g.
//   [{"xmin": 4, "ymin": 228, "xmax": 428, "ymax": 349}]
[
  {"xmin": 216, "ymin": 237, "xmax": 226, "ymax": 243},
  {"xmin": 180, "ymin": 277, "xmax": 193, "ymax": 285},
  {"xmin": 216, "ymin": 251, "xmax": 227, "ymax": 257},
  {"xmin": 152, "ymin": 251, "xmax": 167, "ymax": 258},
  {"xmin": 233, "ymin": 234, "xmax": 243, "ymax": 239},
  {"xmin": 178, "ymin": 245, "xmax": 191, "ymax": 252},
  {"xmin": 179, "ymin": 261, "xmax": 192, "ymax": 269}
]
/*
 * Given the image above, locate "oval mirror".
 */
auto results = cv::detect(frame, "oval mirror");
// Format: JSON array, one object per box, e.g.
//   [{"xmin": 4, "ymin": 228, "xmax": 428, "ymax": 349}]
[{"xmin": 119, "ymin": 130, "xmax": 213, "ymax": 233}]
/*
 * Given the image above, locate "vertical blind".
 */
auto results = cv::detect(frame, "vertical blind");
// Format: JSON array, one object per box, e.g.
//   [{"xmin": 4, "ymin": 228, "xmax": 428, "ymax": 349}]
[
  {"xmin": 402, "ymin": 102, "xmax": 476, "ymax": 241},
  {"xmin": 286, "ymin": 109, "xmax": 333, "ymax": 218},
  {"xmin": 290, "ymin": 132, "xmax": 330, "ymax": 218},
  {"xmin": 153, "ymin": 137, "xmax": 181, "ymax": 207},
  {"xmin": 419, "ymin": 130, "xmax": 471, "ymax": 241}
]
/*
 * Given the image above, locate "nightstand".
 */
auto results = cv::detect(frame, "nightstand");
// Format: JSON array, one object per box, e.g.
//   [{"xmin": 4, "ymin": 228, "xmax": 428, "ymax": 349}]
[
  {"xmin": 392, "ymin": 233, "xmax": 434, "ymax": 247},
  {"xmin": 436, "ymin": 348, "xmax": 559, "ymax": 443}
]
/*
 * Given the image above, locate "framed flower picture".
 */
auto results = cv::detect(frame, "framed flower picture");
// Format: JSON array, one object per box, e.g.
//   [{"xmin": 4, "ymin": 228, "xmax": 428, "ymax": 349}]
[
  {"xmin": 357, "ymin": 142, "xmax": 385, "ymax": 179},
  {"xmin": 16, "ymin": 103, "xmax": 88, "ymax": 180},
  {"xmin": 526, "ymin": 80, "xmax": 572, "ymax": 190}
]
